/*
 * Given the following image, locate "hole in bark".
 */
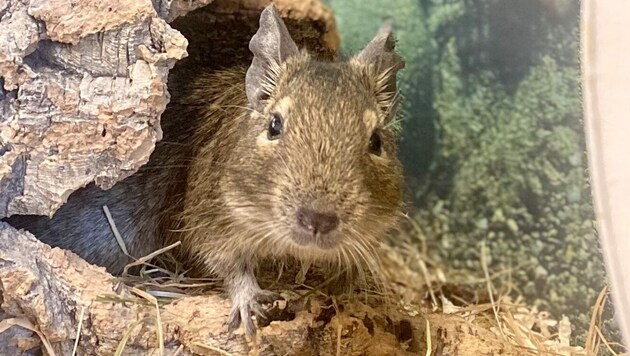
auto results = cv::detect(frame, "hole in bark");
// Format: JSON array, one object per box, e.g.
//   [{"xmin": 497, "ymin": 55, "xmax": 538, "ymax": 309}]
[
  {"xmin": 531, "ymin": 323, "xmax": 542, "ymax": 333},
  {"xmin": 363, "ymin": 315, "xmax": 375, "ymax": 335},
  {"xmin": 314, "ymin": 299, "xmax": 344, "ymax": 326},
  {"xmin": 394, "ymin": 319, "xmax": 414, "ymax": 344}
]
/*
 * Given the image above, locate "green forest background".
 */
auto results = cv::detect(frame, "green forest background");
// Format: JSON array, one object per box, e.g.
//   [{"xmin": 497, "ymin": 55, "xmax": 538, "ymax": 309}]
[{"xmin": 324, "ymin": 0, "xmax": 618, "ymax": 347}]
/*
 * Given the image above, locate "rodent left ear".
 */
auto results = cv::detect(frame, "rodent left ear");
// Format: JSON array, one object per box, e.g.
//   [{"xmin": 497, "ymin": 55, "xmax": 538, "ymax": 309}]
[
  {"xmin": 351, "ymin": 21, "xmax": 405, "ymax": 116},
  {"xmin": 245, "ymin": 4, "xmax": 299, "ymax": 111}
]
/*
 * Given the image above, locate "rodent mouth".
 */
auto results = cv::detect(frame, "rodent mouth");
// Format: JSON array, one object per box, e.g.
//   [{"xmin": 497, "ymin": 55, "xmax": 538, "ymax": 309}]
[{"xmin": 290, "ymin": 230, "xmax": 341, "ymax": 250}]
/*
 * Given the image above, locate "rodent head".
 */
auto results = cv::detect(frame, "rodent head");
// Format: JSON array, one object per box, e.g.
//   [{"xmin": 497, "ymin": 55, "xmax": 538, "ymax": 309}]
[{"xmin": 222, "ymin": 5, "xmax": 405, "ymax": 267}]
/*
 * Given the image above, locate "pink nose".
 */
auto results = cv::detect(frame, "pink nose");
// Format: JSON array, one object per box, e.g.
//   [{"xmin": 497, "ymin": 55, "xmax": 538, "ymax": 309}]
[{"xmin": 296, "ymin": 208, "xmax": 339, "ymax": 235}]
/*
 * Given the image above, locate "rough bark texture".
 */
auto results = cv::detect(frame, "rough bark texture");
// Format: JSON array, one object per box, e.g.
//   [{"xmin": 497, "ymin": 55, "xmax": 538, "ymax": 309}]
[{"xmin": 0, "ymin": 0, "xmax": 187, "ymax": 218}]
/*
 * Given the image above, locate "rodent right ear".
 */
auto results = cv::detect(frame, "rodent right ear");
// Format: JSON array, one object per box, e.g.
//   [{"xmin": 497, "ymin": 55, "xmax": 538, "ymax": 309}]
[
  {"xmin": 351, "ymin": 21, "xmax": 405, "ymax": 119},
  {"xmin": 245, "ymin": 4, "xmax": 299, "ymax": 111}
]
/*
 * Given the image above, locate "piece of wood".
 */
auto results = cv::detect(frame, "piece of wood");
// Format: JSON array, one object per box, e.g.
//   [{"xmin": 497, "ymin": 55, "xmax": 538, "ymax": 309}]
[
  {"xmin": 0, "ymin": 222, "xmax": 312, "ymax": 355},
  {"xmin": 0, "ymin": 0, "xmax": 187, "ymax": 218}
]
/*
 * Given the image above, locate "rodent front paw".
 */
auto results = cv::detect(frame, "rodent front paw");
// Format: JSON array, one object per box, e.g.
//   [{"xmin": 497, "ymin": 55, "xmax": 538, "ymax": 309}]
[{"xmin": 227, "ymin": 289, "xmax": 284, "ymax": 336}]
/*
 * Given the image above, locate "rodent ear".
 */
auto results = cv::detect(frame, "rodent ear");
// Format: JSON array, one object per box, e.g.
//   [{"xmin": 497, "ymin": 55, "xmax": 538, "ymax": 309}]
[
  {"xmin": 352, "ymin": 21, "xmax": 405, "ymax": 116},
  {"xmin": 246, "ymin": 4, "xmax": 299, "ymax": 111}
]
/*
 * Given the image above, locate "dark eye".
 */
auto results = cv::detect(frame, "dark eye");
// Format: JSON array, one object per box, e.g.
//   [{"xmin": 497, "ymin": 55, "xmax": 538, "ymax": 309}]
[
  {"xmin": 369, "ymin": 131, "xmax": 382, "ymax": 156},
  {"xmin": 268, "ymin": 112, "xmax": 284, "ymax": 140}
]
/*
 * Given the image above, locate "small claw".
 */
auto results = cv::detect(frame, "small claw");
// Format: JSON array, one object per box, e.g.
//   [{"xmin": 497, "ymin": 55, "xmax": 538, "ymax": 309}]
[
  {"xmin": 226, "ymin": 290, "xmax": 284, "ymax": 336},
  {"xmin": 227, "ymin": 301, "xmax": 258, "ymax": 338},
  {"xmin": 227, "ymin": 305, "xmax": 243, "ymax": 333},
  {"xmin": 241, "ymin": 305, "xmax": 257, "ymax": 337}
]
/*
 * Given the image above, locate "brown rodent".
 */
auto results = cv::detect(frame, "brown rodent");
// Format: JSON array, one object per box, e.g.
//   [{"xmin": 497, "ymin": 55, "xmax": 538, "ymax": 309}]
[{"xmin": 6, "ymin": 4, "xmax": 406, "ymax": 336}]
